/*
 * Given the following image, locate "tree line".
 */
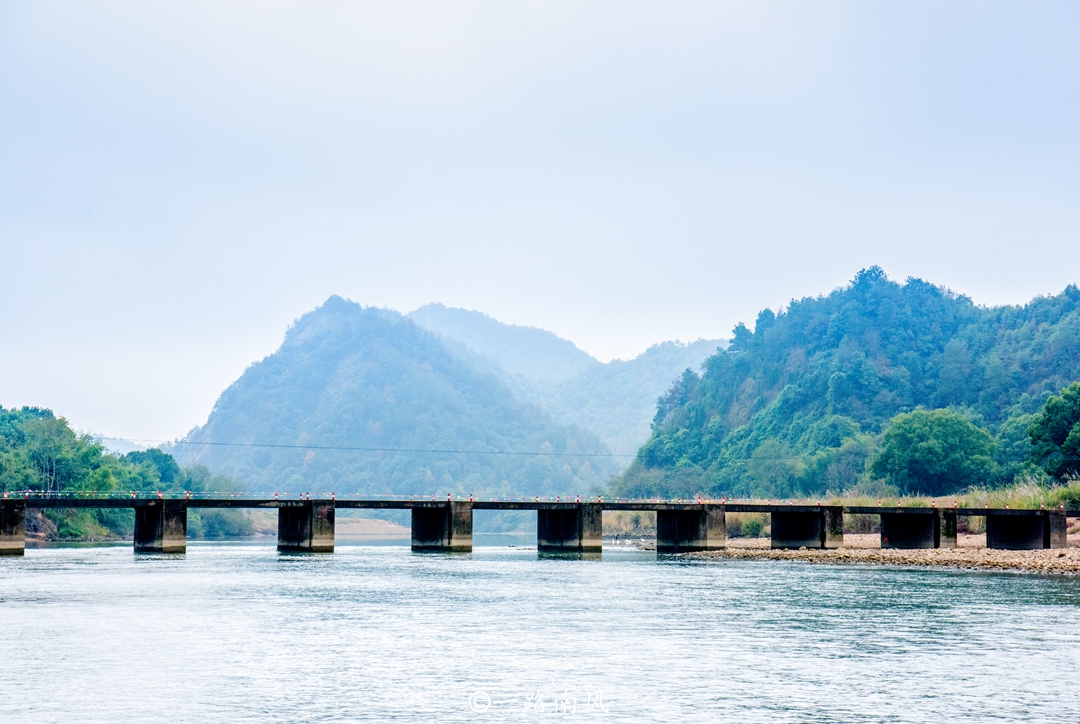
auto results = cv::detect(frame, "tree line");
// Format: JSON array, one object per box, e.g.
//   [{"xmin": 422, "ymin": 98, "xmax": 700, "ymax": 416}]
[{"xmin": 0, "ymin": 406, "xmax": 251, "ymax": 540}]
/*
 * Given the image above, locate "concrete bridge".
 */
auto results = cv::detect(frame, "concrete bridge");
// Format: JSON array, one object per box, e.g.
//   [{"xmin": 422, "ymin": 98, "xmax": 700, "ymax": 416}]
[{"xmin": 0, "ymin": 495, "xmax": 1073, "ymax": 556}]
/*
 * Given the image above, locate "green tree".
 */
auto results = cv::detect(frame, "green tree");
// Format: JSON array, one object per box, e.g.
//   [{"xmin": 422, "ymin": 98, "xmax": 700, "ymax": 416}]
[
  {"xmin": 745, "ymin": 439, "xmax": 799, "ymax": 497},
  {"xmin": 871, "ymin": 409, "xmax": 997, "ymax": 496},
  {"xmin": 994, "ymin": 412, "xmax": 1037, "ymax": 481},
  {"xmin": 125, "ymin": 449, "xmax": 181, "ymax": 487},
  {"xmin": 1027, "ymin": 382, "xmax": 1080, "ymax": 479},
  {"xmin": 22, "ymin": 415, "xmax": 79, "ymax": 495}
]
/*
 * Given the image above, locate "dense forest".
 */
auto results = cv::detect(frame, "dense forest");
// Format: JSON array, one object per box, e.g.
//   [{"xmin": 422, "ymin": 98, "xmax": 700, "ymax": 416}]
[
  {"xmin": 0, "ymin": 406, "xmax": 250, "ymax": 540},
  {"xmin": 173, "ymin": 297, "xmax": 622, "ymax": 497},
  {"xmin": 615, "ymin": 268, "xmax": 1080, "ymax": 499}
]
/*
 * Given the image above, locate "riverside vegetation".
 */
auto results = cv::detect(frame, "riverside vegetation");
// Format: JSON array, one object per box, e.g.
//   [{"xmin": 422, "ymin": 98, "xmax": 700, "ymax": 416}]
[{"xmin": 0, "ymin": 407, "xmax": 251, "ymax": 540}]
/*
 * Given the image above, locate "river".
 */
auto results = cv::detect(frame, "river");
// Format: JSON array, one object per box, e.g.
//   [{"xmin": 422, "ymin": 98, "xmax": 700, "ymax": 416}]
[{"xmin": 2, "ymin": 541, "xmax": 1078, "ymax": 722}]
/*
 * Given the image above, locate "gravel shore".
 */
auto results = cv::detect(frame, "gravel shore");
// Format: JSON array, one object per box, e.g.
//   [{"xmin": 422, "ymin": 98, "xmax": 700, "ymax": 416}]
[{"xmin": 691, "ymin": 533, "xmax": 1080, "ymax": 575}]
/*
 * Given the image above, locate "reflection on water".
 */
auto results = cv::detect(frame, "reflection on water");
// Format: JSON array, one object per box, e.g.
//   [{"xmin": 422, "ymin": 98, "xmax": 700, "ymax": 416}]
[
  {"xmin": 2, "ymin": 543, "xmax": 1079, "ymax": 723},
  {"xmin": 26, "ymin": 540, "xmax": 132, "ymax": 549}
]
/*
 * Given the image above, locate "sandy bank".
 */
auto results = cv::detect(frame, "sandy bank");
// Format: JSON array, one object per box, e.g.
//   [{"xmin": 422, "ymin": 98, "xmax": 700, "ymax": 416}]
[
  {"xmin": 692, "ymin": 533, "xmax": 1080, "ymax": 575},
  {"xmin": 247, "ymin": 511, "xmax": 410, "ymax": 538},
  {"xmin": 334, "ymin": 517, "xmax": 410, "ymax": 539}
]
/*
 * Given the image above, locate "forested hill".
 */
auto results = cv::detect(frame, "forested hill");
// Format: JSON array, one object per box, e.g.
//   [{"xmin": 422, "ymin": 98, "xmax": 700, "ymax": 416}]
[
  {"xmin": 173, "ymin": 297, "xmax": 619, "ymax": 495},
  {"xmin": 615, "ymin": 267, "xmax": 1080, "ymax": 499},
  {"xmin": 409, "ymin": 304, "xmax": 723, "ymax": 455}
]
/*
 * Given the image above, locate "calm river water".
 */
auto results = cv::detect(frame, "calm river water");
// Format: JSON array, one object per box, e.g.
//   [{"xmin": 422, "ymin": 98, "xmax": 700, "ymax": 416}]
[{"xmin": 2, "ymin": 541, "xmax": 1079, "ymax": 723}]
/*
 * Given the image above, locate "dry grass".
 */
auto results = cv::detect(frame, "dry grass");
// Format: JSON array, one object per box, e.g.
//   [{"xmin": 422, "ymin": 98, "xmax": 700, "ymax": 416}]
[
  {"xmin": 963, "ymin": 476, "xmax": 1080, "ymax": 510},
  {"xmin": 603, "ymin": 511, "xmax": 655, "ymax": 537},
  {"xmin": 743, "ymin": 475, "xmax": 1080, "ymax": 514}
]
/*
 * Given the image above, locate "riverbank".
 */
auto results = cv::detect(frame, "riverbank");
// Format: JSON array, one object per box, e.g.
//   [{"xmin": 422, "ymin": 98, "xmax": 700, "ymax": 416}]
[
  {"xmin": 335, "ymin": 517, "xmax": 410, "ymax": 539},
  {"xmin": 690, "ymin": 533, "xmax": 1080, "ymax": 575}
]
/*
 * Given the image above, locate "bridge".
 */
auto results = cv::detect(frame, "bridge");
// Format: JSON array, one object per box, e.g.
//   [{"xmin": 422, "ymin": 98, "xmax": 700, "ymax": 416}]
[{"xmin": 0, "ymin": 494, "xmax": 1073, "ymax": 556}]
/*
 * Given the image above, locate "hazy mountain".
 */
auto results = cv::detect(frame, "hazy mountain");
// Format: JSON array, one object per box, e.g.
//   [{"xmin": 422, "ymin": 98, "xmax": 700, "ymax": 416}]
[
  {"xmin": 530, "ymin": 339, "xmax": 724, "ymax": 455},
  {"xmin": 409, "ymin": 304, "xmax": 723, "ymax": 456},
  {"xmin": 173, "ymin": 297, "xmax": 619, "ymax": 496},
  {"xmin": 408, "ymin": 303, "xmax": 599, "ymax": 383}
]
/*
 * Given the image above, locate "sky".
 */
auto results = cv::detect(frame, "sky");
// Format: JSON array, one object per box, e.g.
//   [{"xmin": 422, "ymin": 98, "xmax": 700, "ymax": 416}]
[{"xmin": 1, "ymin": 1, "xmax": 1077, "ymax": 442}]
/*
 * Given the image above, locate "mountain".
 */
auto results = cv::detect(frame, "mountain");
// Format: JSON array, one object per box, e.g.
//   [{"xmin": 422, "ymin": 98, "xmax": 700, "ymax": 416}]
[
  {"xmin": 409, "ymin": 305, "xmax": 724, "ymax": 455},
  {"xmin": 523, "ymin": 340, "xmax": 724, "ymax": 455},
  {"xmin": 408, "ymin": 303, "xmax": 599, "ymax": 383},
  {"xmin": 172, "ymin": 297, "xmax": 619, "ymax": 496},
  {"xmin": 616, "ymin": 267, "xmax": 1080, "ymax": 499}
]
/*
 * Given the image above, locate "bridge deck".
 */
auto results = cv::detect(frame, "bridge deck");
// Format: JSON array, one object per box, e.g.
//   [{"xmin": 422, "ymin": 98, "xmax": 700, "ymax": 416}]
[{"xmin": 9, "ymin": 497, "xmax": 1078, "ymax": 516}]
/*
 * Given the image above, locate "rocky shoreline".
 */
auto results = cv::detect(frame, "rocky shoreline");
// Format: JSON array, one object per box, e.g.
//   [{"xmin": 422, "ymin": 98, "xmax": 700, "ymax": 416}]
[{"xmin": 688, "ymin": 534, "xmax": 1080, "ymax": 575}]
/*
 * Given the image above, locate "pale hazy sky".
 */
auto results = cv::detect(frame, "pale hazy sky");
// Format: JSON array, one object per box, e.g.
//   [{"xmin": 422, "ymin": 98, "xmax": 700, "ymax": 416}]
[{"xmin": 1, "ymin": 1, "xmax": 1077, "ymax": 441}]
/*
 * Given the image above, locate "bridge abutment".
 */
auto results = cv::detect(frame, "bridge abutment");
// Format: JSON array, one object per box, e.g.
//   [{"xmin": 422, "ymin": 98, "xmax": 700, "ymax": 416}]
[
  {"xmin": 771, "ymin": 507, "xmax": 843, "ymax": 549},
  {"xmin": 537, "ymin": 504, "xmax": 602, "ymax": 553},
  {"xmin": 278, "ymin": 501, "xmax": 335, "ymax": 553},
  {"xmin": 412, "ymin": 502, "xmax": 472, "ymax": 552},
  {"xmin": 1, "ymin": 499, "xmax": 26, "ymax": 556},
  {"xmin": 655, "ymin": 505, "xmax": 725, "ymax": 552},
  {"xmin": 134, "ymin": 500, "xmax": 187, "ymax": 554}
]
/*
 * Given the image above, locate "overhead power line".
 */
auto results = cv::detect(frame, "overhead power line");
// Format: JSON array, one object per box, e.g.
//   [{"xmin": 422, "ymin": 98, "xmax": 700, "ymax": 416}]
[
  {"xmin": 102, "ymin": 438, "xmax": 639, "ymax": 458},
  {"xmin": 100, "ymin": 438, "xmax": 830, "ymax": 462}
]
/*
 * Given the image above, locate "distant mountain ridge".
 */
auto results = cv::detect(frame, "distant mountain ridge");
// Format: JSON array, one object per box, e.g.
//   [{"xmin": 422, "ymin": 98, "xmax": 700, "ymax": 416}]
[
  {"xmin": 173, "ymin": 297, "xmax": 619, "ymax": 496},
  {"xmin": 408, "ymin": 304, "xmax": 599, "ymax": 383},
  {"xmin": 409, "ymin": 304, "xmax": 724, "ymax": 454},
  {"xmin": 530, "ymin": 339, "xmax": 724, "ymax": 455}
]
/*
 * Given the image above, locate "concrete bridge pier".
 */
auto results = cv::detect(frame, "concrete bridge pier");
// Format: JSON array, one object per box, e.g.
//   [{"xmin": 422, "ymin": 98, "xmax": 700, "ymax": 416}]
[
  {"xmin": 1048, "ymin": 510, "xmax": 1068, "ymax": 548},
  {"xmin": 134, "ymin": 500, "xmax": 188, "ymax": 554},
  {"xmin": 278, "ymin": 501, "xmax": 335, "ymax": 553},
  {"xmin": 0, "ymin": 499, "xmax": 26, "ymax": 556},
  {"xmin": 537, "ymin": 504, "xmax": 602, "ymax": 553},
  {"xmin": 656, "ymin": 505, "xmax": 725, "ymax": 553},
  {"xmin": 986, "ymin": 510, "xmax": 1066, "ymax": 550},
  {"xmin": 771, "ymin": 506, "xmax": 843, "ymax": 549},
  {"xmin": 880, "ymin": 510, "xmax": 958, "ymax": 549},
  {"xmin": 412, "ymin": 502, "xmax": 472, "ymax": 552}
]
